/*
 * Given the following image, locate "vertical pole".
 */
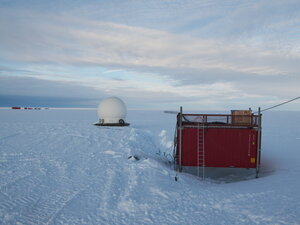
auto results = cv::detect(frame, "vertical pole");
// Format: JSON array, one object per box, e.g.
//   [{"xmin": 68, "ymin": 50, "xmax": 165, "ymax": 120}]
[
  {"xmin": 197, "ymin": 121, "xmax": 200, "ymax": 177},
  {"xmin": 179, "ymin": 106, "xmax": 183, "ymax": 172},
  {"xmin": 173, "ymin": 122, "xmax": 178, "ymax": 171},
  {"xmin": 202, "ymin": 117, "xmax": 205, "ymax": 180},
  {"xmin": 256, "ymin": 107, "xmax": 262, "ymax": 178}
]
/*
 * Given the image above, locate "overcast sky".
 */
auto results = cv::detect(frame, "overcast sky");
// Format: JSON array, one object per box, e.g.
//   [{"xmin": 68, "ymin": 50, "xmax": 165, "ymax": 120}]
[{"xmin": 0, "ymin": 0, "xmax": 299, "ymax": 110}]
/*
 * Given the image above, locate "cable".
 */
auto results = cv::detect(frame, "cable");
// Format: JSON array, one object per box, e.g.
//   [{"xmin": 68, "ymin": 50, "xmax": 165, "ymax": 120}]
[{"xmin": 260, "ymin": 96, "xmax": 300, "ymax": 112}]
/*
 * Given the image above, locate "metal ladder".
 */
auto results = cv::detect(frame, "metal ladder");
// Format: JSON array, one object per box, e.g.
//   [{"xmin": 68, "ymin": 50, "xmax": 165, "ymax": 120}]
[{"xmin": 197, "ymin": 117, "xmax": 205, "ymax": 179}]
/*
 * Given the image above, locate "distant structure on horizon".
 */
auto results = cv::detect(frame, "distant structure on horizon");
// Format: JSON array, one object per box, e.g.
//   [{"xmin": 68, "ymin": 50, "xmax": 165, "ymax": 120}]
[
  {"xmin": 11, "ymin": 106, "xmax": 46, "ymax": 110},
  {"xmin": 94, "ymin": 97, "xmax": 129, "ymax": 126}
]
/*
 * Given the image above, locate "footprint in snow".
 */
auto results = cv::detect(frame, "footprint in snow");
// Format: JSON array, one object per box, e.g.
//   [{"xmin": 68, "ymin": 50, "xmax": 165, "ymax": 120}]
[{"xmin": 104, "ymin": 150, "xmax": 117, "ymax": 155}]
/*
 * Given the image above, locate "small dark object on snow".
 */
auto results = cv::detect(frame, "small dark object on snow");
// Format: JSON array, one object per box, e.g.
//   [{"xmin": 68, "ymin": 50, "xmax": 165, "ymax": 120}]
[
  {"xmin": 175, "ymin": 175, "xmax": 178, "ymax": 181},
  {"xmin": 128, "ymin": 155, "xmax": 140, "ymax": 161}
]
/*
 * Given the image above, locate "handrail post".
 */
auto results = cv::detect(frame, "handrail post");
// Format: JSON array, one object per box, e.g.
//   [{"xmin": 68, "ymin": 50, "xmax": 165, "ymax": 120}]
[
  {"xmin": 256, "ymin": 107, "xmax": 262, "ymax": 178},
  {"xmin": 179, "ymin": 106, "xmax": 183, "ymax": 172}
]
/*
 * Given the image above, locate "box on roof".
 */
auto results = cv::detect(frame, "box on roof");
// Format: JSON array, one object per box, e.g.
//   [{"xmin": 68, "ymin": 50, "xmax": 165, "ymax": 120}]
[{"xmin": 231, "ymin": 110, "xmax": 252, "ymax": 125}]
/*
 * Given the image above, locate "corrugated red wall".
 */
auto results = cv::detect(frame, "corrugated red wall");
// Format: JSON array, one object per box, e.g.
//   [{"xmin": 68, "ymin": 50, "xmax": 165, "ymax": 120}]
[{"xmin": 178, "ymin": 128, "xmax": 258, "ymax": 168}]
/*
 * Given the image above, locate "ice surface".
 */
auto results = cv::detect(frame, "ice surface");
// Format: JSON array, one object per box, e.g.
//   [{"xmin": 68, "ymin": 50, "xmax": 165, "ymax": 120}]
[{"xmin": 0, "ymin": 109, "xmax": 299, "ymax": 225}]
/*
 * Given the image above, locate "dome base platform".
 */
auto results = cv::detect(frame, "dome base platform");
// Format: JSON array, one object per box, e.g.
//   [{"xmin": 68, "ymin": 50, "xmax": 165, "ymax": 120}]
[{"xmin": 94, "ymin": 122, "xmax": 130, "ymax": 127}]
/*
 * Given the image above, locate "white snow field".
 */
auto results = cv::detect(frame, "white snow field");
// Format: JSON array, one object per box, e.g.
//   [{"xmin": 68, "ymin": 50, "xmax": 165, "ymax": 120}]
[{"xmin": 0, "ymin": 109, "xmax": 299, "ymax": 225}]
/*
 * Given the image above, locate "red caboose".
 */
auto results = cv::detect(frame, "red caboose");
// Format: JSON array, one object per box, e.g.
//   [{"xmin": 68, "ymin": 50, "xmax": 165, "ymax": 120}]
[{"xmin": 174, "ymin": 107, "xmax": 262, "ymax": 178}]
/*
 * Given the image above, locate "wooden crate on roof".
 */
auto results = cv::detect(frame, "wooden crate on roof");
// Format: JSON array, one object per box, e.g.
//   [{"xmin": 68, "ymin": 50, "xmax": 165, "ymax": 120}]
[{"xmin": 231, "ymin": 110, "xmax": 252, "ymax": 125}]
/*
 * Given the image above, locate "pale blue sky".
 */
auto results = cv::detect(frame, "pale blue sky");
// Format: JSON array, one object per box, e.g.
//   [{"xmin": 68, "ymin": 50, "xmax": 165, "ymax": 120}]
[{"xmin": 0, "ymin": 0, "xmax": 299, "ymax": 110}]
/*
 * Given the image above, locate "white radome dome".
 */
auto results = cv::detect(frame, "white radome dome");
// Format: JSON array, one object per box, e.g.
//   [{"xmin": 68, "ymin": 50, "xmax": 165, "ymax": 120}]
[{"xmin": 97, "ymin": 97, "xmax": 127, "ymax": 124}]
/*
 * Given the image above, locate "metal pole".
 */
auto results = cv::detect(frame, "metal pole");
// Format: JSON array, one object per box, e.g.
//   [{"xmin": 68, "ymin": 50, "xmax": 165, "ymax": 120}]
[
  {"xmin": 179, "ymin": 106, "xmax": 183, "ymax": 172},
  {"xmin": 256, "ymin": 107, "xmax": 262, "ymax": 178},
  {"xmin": 197, "ymin": 121, "xmax": 200, "ymax": 177},
  {"xmin": 173, "ymin": 123, "xmax": 178, "ymax": 171},
  {"xmin": 202, "ymin": 118, "xmax": 205, "ymax": 180}
]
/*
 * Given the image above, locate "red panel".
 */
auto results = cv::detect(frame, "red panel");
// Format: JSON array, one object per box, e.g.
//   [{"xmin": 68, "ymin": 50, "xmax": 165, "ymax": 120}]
[{"xmin": 177, "ymin": 128, "xmax": 258, "ymax": 168}]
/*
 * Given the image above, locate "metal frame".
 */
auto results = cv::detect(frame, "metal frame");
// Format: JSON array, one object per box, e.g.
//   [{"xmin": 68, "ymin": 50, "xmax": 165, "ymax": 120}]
[
  {"xmin": 256, "ymin": 107, "xmax": 262, "ymax": 178},
  {"xmin": 181, "ymin": 114, "xmax": 259, "ymax": 128},
  {"xmin": 178, "ymin": 106, "xmax": 183, "ymax": 172}
]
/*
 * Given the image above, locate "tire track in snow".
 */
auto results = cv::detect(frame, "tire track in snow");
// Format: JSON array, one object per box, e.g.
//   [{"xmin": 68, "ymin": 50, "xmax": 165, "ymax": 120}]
[
  {"xmin": 96, "ymin": 131, "xmax": 129, "ymax": 219},
  {"xmin": 45, "ymin": 190, "xmax": 84, "ymax": 225},
  {"xmin": 117, "ymin": 162, "xmax": 138, "ymax": 214},
  {"xmin": 0, "ymin": 153, "xmax": 37, "ymax": 163},
  {"xmin": 1, "ymin": 160, "xmax": 88, "ymax": 224},
  {"xmin": 1, "ymin": 191, "xmax": 41, "ymax": 211},
  {"xmin": 14, "ymin": 189, "xmax": 83, "ymax": 225},
  {"xmin": 1, "ymin": 173, "xmax": 43, "ymax": 196},
  {"xmin": 0, "ymin": 174, "xmax": 47, "ymax": 213},
  {"xmin": 0, "ymin": 133, "xmax": 21, "ymax": 141},
  {"xmin": 96, "ymin": 128, "xmax": 140, "ymax": 218},
  {"xmin": 117, "ymin": 129, "xmax": 139, "ymax": 215},
  {"xmin": 0, "ymin": 153, "xmax": 38, "ymax": 192},
  {"xmin": 116, "ymin": 128, "xmax": 163, "ymax": 218},
  {"xmin": 0, "ymin": 173, "xmax": 32, "ymax": 193},
  {"xmin": 99, "ymin": 169, "xmax": 116, "ymax": 215},
  {"xmin": 1, "ymin": 176, "xmax": 46, "ymax": 225}
]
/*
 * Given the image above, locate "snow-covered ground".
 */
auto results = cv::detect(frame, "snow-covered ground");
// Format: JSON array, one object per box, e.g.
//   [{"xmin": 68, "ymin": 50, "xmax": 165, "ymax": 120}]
[{"xmin": 0, "ymin": 109, "xmax": 299, "ymax": 225}]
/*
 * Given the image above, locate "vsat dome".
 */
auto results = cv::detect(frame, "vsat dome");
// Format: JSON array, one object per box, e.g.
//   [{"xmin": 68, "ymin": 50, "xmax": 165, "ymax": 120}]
[{"xmin": 95, "ymin": 97, "xmax": 129, "ymax": 126}]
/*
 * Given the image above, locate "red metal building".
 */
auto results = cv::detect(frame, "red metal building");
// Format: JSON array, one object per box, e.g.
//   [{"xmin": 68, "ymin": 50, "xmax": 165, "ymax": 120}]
[{"xmin": 174, "ymin": 108, "xmax": 262, "ymax": 178}]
